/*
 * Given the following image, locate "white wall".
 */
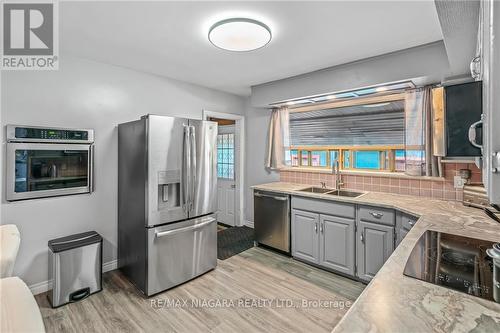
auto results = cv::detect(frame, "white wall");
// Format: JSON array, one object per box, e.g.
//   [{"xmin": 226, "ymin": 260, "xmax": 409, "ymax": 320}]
[
  {"xmin": 1, "ymin": 56, "xmax": 244, "ymax": 288},
  {"xmin": 244, "ymin": 99, "xmax": 279, "ymax": 225},
  {"xmin": 251, "ymin": 41, "xmax": 450, "ymax": 107}
]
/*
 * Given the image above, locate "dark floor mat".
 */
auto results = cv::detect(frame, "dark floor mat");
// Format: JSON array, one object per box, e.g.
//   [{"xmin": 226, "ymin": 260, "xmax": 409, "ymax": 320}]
[{"xmin": 217, "ymin": 226, "xmax": 254, "ymax": 260}]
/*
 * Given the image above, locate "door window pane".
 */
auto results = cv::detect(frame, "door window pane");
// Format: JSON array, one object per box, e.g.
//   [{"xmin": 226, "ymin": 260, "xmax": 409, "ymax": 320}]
[
  {"xmin": 15, "ymin": 149, "xmax": 88, "ymax": 193},
  {"xmin": 217, "ymin": 133, "xmax": 235, "ymax": 179}
]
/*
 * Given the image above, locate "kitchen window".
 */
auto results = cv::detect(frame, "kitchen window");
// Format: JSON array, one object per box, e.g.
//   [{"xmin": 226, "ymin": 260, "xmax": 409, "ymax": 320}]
[{"xmin": 285, "ymin": 95, "xmax": 407, "ymax": 172}]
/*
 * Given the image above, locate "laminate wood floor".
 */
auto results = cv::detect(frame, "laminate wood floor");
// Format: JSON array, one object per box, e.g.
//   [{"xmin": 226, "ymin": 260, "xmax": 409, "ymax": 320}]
[{"xmin": 35, "ymin": 247, "xmax": 365, "ymax": 333}]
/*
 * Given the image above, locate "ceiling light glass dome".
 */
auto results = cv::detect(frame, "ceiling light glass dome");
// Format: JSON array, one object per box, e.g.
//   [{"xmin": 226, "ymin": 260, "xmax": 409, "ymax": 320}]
[{"xmin": 208, "ymin": 18, "xmax": 272, "ymax": 52}]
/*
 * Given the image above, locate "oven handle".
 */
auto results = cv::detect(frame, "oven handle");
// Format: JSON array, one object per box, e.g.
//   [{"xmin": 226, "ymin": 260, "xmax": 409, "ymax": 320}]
[
  {"xmin": 89, "ymin": 145, "xmax": 95, "ymax": 193},
  {"xmin": 154, "ymin": 217, "xmax": 215, "ymax": 238},
  {"xmin": 64, "ymin": 150, "xmax": 86, "ymax": 154}
]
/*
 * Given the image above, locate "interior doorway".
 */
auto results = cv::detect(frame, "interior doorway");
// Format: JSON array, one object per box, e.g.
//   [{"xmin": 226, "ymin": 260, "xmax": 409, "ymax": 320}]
[{"xmin": 203, "ymin": 110, "xmax": 245, "ymax": 227}]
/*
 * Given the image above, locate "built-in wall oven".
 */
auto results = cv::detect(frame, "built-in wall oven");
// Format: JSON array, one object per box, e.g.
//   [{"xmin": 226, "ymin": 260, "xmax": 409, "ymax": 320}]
[{"xmin": 6, "ymin": 125, "xmax": 94, "ymax": 201}]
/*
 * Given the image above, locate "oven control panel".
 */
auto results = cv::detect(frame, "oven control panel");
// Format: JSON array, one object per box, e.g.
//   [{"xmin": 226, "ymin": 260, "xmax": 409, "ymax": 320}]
[{"xmin": 6, "ymin": 125, "xmax": 94, "ymax": 143}]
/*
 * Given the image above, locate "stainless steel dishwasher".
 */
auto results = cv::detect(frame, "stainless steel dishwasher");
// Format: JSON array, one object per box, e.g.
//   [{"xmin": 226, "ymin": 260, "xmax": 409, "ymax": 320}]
[{"xmin": 254, "ymin": 190, "xmax": 290, "ymax": 254}]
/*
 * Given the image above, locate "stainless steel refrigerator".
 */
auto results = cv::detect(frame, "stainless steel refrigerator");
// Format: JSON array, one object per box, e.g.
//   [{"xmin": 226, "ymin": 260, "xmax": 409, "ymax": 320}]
[{"xmin": 118, "ymin": 115, "xmax": 218, "ymax": 296}]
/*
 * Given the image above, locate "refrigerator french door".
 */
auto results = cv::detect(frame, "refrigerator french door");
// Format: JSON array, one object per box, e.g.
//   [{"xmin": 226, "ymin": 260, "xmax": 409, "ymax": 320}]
[
  {"xmin": 146, "ymin": 115, "xmax": 217, "ymax": 227},
  {"xmin": 118, "ymin": 115, "xmax": 218, "ymax": 296}
]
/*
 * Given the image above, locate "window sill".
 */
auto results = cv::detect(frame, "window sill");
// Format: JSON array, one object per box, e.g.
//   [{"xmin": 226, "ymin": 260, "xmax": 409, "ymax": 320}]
[{"xmin": 280, "ymin": 167, "xmax": 446, "ymax": 181}]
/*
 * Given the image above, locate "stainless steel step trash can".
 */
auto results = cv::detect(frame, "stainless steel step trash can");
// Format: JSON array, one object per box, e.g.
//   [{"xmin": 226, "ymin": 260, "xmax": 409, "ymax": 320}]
[{"xmin": 48, "ymin": 231, "xmax": 102, "ymax": 307}]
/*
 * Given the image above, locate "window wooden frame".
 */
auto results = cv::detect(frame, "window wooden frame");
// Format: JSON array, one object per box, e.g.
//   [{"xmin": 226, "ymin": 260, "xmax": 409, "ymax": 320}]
[{"xmin": 288, "ymin": 145, "xmax": 405, "ymax": 172}]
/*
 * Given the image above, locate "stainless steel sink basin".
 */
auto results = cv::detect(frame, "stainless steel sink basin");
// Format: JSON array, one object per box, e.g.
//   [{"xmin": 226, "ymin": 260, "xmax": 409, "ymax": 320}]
[
  {"xmin": 326, "ymin": 190, "xmax": 364, "ymax": 198},
  {"xmin": 298, "ymin": 186, "xmax": 333, "ymax": 194}
]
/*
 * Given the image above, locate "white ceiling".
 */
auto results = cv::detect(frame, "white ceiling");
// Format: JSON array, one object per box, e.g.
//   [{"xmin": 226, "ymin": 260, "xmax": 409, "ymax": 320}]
[{"xmin": 61, "ymin": 1, "xmax": 443, "ymax": 96}]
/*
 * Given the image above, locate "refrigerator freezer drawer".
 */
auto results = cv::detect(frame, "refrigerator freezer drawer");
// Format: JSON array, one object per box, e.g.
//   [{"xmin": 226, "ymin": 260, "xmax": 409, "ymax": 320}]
[{"xmin": 146, "ymin": 215, "xmax": 217, "ymax": 296}]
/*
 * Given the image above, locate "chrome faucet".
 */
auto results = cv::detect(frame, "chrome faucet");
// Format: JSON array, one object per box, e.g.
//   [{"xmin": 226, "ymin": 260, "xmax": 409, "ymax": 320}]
[{"xmin": 332, "ymin": 159, "xmax": 344, "ymax": 190}]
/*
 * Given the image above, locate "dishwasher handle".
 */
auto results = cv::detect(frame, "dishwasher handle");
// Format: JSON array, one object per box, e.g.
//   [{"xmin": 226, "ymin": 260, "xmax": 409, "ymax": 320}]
[{"xmin": 254, "ymin": 192, "xmax": 288, "ymax": 201}]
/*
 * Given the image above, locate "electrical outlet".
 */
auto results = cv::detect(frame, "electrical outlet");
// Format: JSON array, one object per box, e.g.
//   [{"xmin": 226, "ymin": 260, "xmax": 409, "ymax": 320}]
[{"xmin": 454, "ymin": 176, "xmax": 466, "ymax": 189}]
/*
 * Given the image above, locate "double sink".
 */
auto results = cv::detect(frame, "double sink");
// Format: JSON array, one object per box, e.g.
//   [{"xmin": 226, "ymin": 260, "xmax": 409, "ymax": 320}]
[{"xmin": 298, "ymin": 186, "xmax": 364, "ymax": 198}]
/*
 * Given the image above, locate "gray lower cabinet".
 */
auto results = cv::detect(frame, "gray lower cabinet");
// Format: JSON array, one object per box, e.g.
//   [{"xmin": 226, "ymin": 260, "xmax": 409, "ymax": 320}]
[
  {"xmin": 292, "ymin": 207, "xmax": 355, "ymax": 275},
  {"xmin": 319, "ymin": 214, "xmax": 355, "ymax": 276},
  {"xmin": 395, "ymin": 211, "xmax": 418, "ymax": 246},
  {"xmin": 290, "ymin": 197, "xmax": 401, "ymax": 282},
  {"xmin": 291, "ymin": 209, "xmax": 319, "ymax": 264},
  {"xmin": 356, "ymin": 220, "xmax": 394, "ymax": 282}
]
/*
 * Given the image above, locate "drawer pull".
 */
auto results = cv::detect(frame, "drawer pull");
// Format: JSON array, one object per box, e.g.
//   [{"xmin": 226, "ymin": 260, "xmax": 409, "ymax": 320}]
[{"xmin": 370, "ymin": 212, "xmax": 384, "ymax": 219}]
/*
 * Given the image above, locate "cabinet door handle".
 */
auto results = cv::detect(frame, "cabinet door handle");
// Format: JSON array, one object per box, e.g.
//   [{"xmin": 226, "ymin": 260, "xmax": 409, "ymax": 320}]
[
  {"xmin": 320, "ymin": 222, "xmax": 324, "ymax": 234},
  {"xmin": 370, "ymin": 212, "xmax": 383, "ymax": 219},
  {"xmin": 470, "ymin": 56, "xmax": 481, "ymax": 79},
  {"xmin": 468, "ymin": 117, "xmax": 483, "ymax": 149},
  {"xmin": 314, "ymin": 222, "xmax": 318, "ymax": 233},
  {"xmin": 360, "ymin": 232, "xmax": 365, "ymax": 243}
]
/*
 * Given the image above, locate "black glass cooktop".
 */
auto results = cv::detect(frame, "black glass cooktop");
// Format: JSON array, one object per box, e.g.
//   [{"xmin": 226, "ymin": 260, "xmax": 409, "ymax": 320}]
[{"xmin": 403, "ymin": 230, "xmax": 498, "ymax": 303}]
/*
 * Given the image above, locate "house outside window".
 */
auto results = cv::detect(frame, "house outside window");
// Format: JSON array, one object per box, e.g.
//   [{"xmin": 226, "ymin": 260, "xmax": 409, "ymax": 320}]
[{"xmin": 285, "ymin": 94, "xmax": 407, "ymax": 173}]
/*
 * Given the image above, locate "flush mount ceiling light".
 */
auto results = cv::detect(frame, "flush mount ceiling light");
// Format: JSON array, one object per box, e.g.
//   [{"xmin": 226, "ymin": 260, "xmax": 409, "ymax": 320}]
[{"xmin": 208, "ymin": 18, "xmax": 272, "ymax": 52}]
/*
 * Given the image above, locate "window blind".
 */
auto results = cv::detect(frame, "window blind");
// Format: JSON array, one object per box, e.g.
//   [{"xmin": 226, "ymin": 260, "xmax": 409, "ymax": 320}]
[{"xmin": 289, "ymin": 100, "xmax": 405, "ymax": 146}]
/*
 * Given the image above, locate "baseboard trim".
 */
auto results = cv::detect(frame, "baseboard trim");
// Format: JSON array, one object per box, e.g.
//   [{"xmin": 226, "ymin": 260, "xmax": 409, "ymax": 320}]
[
  {"xmin": 244, "ymin": 220, "xmax": 254, "ymax": 228},
  {"xmin": 28, "ymin": 259, "xmax": 118, "ymax": 295},
  {"xmin": 102, "ymin": 259, "xmax": 118, "ymax": 272},
  {"xmin": 29, "ymin": 279, "xmax": 53, "ymax": 296}
]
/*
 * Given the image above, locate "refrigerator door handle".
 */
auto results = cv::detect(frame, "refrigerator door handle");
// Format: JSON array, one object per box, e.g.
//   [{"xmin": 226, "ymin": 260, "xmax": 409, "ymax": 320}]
[
  {"xmin": 154, "ymin": 217, "xmax": 216, "ymax": 238},
  {"xmin": 182, "ymin": 124, "xmax": 190, "ymax": 213},
  {"xmin": 189, "ymin": 125, "xmax": 197, "ymax": 212}
]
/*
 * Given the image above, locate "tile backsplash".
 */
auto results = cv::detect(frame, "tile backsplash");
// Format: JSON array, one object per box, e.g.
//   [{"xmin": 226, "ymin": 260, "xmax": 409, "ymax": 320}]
[{"xmin": 280, "ymin": 163, "xmax": 482, "ymax": 201}]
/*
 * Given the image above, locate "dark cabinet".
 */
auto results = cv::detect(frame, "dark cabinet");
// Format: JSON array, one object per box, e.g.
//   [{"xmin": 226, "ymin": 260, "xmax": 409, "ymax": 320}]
[{"xmin": 445, "ymin": 81, "xmax": 483, "ymax": 157}]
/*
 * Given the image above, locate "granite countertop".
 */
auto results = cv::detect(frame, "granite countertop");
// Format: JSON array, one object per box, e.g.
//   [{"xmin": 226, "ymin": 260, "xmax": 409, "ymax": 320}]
[{"xmin": 251, "ymin": 182, "xmax": 500, "ymax": 332}]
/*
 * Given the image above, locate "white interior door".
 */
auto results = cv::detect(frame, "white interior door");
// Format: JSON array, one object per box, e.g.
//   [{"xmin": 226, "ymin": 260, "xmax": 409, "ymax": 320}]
[{"xmin": 216, "ymin": 125, "xmax": 236, "ymax": 226}]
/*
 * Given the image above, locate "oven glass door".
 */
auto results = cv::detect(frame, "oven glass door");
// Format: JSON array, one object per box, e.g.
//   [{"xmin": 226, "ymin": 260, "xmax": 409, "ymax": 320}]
[{"xmin": 7, "ymin": 143, "xmax": 93, "ymax": 201}]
